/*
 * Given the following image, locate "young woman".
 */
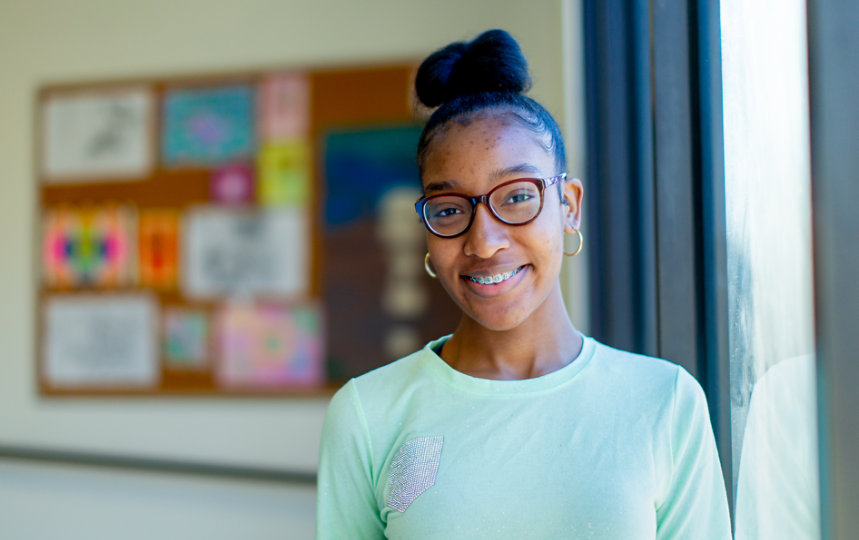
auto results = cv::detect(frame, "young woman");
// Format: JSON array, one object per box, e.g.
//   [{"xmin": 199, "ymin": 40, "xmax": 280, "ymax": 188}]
[{"xmin": 317, "ymin": 29, "xmax": 731, "ymax": 539}]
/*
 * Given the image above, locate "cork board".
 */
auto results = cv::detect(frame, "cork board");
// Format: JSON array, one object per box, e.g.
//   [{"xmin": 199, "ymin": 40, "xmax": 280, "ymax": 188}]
[{"xmin": 35, "ymin": 63, "xmax": 460, "ymax": 396}]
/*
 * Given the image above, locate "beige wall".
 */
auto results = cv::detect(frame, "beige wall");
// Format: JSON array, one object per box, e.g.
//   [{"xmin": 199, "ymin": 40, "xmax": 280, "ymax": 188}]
[{"xmin": 0, "ymin": 0, "xmax": 583, "ymax": 537}]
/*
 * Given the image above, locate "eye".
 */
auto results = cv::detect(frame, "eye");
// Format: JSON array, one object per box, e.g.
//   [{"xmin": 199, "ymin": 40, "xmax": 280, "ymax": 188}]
[
  {"xmin": 427, "ymin": 198, "xmax": 469, "ymax": 221},
  {"xmin": 504, "ymin": 191, "xmax": 535, "ymax": 204},
  {"xmin": 434, "ymin": 206, "xmax": 463, "ymax": 218},
  {"xmin": 496, "ymin": 186, "xmax": 538, "ymax": 207}
]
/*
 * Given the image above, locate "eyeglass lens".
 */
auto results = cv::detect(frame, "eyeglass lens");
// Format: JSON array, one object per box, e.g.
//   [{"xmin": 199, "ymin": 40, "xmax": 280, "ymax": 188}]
[{"xmin": 423, "ymin": 180, "xmax": 542, "ymax": 237}]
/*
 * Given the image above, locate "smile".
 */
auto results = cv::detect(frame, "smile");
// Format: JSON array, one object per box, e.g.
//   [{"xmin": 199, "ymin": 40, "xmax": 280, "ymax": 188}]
[{"xmin": 466, "ymin": 266, "xmax": 523, "ymax": 285}]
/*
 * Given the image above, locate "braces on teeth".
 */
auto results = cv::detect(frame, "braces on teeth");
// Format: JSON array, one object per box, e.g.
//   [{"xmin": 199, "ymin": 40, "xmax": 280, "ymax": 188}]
[{"xmin": 468, "ymin": 267, "xmax": 521, "ymax": 285}]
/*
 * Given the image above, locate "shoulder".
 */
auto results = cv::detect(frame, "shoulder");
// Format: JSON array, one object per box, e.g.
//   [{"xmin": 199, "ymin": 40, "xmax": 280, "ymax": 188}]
[
  {"xmin": 351, "ymin": 343, "xmax": 436, "ymax": 401},
  {"xmin": 583, "ymin": 338, "xmax": 708, "ymax": 422},
  {"xmin": 325, "ymin": 339, "xmax": 443, "ymax": 424},
  {"xmin": 587, "ymin": 338, "xmax": 691, "ymax": 390}
]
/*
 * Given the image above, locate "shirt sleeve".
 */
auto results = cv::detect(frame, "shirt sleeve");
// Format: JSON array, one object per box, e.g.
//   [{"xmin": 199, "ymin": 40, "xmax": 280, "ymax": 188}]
[
  {"xmin": 655, "ymin": 367, "xmax": 732, "ymax": 539},
  {"xmin": 316, "ymin": 380, "xmax": 385, "ymax": 540}
]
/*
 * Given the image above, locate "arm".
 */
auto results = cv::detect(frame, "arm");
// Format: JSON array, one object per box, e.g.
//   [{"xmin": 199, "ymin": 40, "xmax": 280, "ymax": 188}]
[
  {"xmin": 316, "ymin": 381, "xmax": 385, "ymax": 540},
  {"xmin": 655, "ymin": 368, "xmax": 732, "ymax": 539}
]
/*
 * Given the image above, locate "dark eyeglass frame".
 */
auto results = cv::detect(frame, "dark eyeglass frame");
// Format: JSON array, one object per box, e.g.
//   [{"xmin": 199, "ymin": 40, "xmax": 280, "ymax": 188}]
[{"xmin": 415, "ymin": 173, "xmax": 567, "ymax": 239}]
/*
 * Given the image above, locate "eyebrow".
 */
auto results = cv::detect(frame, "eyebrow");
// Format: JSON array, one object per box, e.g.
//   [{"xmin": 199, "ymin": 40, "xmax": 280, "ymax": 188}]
[
  {"xmin": 423, "ymin": 180, "xmax": 455, "ymax": 194},
  {"xmin": 491, "ymin": 163, "xmax": 543, "ymax": 178},
  {"xmin": 423, "ymin": 163, "xmax": 543, "ymax": 195}
]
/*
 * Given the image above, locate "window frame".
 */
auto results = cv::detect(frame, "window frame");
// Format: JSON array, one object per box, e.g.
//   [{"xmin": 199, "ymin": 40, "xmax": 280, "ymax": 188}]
[{"xmin": 582, "ymin": 0, "xmax": 732, "ymax": 512}]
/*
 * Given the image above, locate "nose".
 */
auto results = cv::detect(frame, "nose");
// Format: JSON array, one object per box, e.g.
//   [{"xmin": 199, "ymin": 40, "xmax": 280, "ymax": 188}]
[{"xmin": 463, "ymin": 203, "xmax": 509, "ymax": 258}]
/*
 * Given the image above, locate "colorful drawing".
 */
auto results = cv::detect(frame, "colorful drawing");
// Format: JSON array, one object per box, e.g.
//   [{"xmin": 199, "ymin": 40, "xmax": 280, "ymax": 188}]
[
  {"xmin": 43, "ymin": 294, "xmax": 158, "ymax": 387},
  {"xmin": 42, "ymin": 87, "xmax": 154, "ymax": 181},
  {"xmin": 139, "ymin": 209, "xmax": 179, "ymax": 288},
  {"xmin": 162, "ymin": 85, "xmax": 255, "ymax": 166},
  {"xmin": 211, "ymin": 162, "xmax": 255, "ymax": 205},
  {"xmin": 258, "ymin": 72, "xmax": 310, "ymax": 140},
  {"xmin": 183, "ymin": 207, "xmax": 309, "ymax": 298},
  {"xmin": 215, "ymin": 302, "xmax": 323, "ymax": 388},
  {"xmin": 163, "ymin": 308, "xmax": 208, "ymax": 368},
  {"xmin": 257, "ymin": 141, "xmax": 311, "ymax": 206},
  {"xmin": 42, "ymin": 206, "xmax": 136, "ymax": 288}
]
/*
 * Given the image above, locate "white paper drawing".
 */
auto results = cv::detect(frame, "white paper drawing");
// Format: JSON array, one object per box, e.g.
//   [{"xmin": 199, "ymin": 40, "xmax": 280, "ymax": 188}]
[
  {"xmin": 42, "ymin": 87, "xmax": 153, "ymax": 181},
  {"xmin": 183, "ymin": 207, "xmax": 309, "ymax": 298},
  {"xmin": 44, "ymin": 294, "xmax": 158, "ymax": 387}
]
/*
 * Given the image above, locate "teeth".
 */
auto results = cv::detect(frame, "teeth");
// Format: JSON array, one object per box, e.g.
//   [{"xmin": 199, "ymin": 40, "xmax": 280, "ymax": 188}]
[{"xmin": 468, "ymin": 267, "xmax": 521, "ymax": 285}]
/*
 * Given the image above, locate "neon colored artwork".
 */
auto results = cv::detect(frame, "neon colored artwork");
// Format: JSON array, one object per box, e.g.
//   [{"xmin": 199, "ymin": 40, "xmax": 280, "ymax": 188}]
[
  {"xmin": 139, "ymin": 209, "xmax": 179, "ymax": 288},
  {"xmin": 257, "ymin": 141, "xmax": 310, "ymax": 206},
  {"xmin": 42, "ymin": 206, "xmax": 136, "ymax": 287}
]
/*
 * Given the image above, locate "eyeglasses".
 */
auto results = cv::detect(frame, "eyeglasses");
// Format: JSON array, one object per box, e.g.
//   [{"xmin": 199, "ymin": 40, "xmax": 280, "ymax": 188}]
[{"xmin": 415, "ymin": 173, "xmax": 566, "ymax": 238}]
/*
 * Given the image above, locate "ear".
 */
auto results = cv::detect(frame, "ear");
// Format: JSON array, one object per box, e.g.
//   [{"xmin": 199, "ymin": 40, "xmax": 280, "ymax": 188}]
[{"xmin": 560, "ymin": 177, "xmax": 584, "ymax": 233}]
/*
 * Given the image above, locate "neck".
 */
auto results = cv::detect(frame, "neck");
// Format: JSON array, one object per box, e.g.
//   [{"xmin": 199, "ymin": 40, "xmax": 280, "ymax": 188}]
[{"xmin": 441, "ymin": 286, "xmax": 583, "ymax": 380}]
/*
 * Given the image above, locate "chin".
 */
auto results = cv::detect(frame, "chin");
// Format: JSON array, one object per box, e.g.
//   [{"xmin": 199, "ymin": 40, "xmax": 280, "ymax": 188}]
[{"xmin": 462, "ymin": 306, "xmax": 531, "ymax": 333}]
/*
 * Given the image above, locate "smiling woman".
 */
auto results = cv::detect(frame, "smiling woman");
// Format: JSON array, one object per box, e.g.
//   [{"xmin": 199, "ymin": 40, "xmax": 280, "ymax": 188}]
[
  {"xmin": 316, "ymin": 29, "xmax": 731, "ymax": 539},
  {"xmin": 418, "ymin": 114, "xmax": 578, "ymax": 342}
]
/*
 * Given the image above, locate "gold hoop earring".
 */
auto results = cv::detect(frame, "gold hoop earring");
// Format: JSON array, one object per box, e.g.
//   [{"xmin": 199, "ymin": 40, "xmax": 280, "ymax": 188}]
[
  {"xmin": 424, "ymin": 252, "xmax": 438, "ymax": 279},
  {"xmin": 564, "ymin": 229, "xmax": 584, "ymax": 257}
]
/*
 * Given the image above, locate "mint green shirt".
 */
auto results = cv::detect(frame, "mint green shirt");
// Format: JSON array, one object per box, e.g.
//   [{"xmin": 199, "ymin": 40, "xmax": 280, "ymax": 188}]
[{"xmin": 317, "ymin": 336, "xmax": 731, "ymax": 539}]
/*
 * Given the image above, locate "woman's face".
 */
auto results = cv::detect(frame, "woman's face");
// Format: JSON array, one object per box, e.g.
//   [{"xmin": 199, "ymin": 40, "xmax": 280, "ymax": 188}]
[{"xmin": 421, "ymin": 114, "xmax": 582, "ymax": 332}]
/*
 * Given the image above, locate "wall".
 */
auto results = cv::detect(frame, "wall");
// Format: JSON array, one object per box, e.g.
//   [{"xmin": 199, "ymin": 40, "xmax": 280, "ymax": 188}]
[
  {"xmin": 0, "ymin": 0, "xmax": 582, "ymax": 538},
  {"xmin": 0, "ymin": 461, "xmax": 317, "ymax": 540}
]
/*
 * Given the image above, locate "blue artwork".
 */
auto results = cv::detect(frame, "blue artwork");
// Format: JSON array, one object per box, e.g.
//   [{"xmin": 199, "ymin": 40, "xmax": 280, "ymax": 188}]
[
  {"xmin": 323, "ymin": 125, "xmax": 423, "ymax": 227},
  {"xmin": 162, "ymin": 85, "xmax": 255, "ymax": 166}
]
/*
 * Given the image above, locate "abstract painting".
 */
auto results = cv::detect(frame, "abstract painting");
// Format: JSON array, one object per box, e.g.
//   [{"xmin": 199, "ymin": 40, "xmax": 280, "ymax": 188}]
[
  {"xmin": 162, "ymin": 85, "xmax": 255, "ymax": 166},
  {"xmin": 215, "ymin": 302, "xmax": 323, "ymax": 388},
  {"xmin": 42, "ymin": 206, "xmax": 136, "ymax": 288}
]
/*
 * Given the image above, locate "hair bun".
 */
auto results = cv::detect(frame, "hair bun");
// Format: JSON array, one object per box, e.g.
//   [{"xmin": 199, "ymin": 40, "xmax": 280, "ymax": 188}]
[{"xmin": 415, "ymin": 29, "xmax": 532, "ymax": 108}]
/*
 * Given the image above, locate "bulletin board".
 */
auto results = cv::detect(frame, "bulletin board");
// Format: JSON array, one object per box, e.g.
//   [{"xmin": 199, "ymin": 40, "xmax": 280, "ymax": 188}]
[{"xmin": 35, "ymin": 63, "xmax": 461, "ymax": 397}]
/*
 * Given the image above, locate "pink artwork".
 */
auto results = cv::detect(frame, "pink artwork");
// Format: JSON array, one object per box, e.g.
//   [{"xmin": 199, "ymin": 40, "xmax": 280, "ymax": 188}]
[
  {"xmin": 258, "ymin": 73, "xmax": 310, "ymax": 141},
  {"xmin": 42, "ymin": 206, "xmax": 136, "ymax": 287},
  {"xmin": 215, "ymin": 302, "xmax": 324, "ymax": 388},
  {"xmin": 210, "ymin": 162, "xmax": 255, "ymax": 205}
]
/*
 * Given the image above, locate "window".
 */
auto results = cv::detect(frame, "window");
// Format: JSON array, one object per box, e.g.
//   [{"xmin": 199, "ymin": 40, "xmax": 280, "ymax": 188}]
[
  {"xmin": 721, "ymin": 2, "xmax": 820, "ymax": 536},
  {"xmin": 582, "ymin": 1, "xmax": 827, "ymax": 534}
]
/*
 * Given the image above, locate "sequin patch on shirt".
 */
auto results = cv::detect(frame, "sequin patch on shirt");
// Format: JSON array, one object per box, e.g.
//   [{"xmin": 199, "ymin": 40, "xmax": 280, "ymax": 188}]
[{"xmin": 386, "ymin": 436, "xmax": 444, "ymax": 512}]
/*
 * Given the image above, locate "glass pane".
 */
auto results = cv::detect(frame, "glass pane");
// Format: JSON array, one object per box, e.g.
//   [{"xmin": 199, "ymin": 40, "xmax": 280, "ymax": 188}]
[
  {"xmin": 491, "ymin": 181, "xmax": 541, "ymax": 222},
  {"xmin": 721, "ymin": 1, "xmax": 820, "ymax": 538},
  {"xmin": 425, "ymin": 197, "xmax": 471, "ymax": 235}
]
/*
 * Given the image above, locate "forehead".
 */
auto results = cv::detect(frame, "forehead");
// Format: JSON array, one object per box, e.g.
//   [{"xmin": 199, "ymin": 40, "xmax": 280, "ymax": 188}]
[{"xmin": 421, "ymin": 115, "xmax": 555, "ymax": 186}]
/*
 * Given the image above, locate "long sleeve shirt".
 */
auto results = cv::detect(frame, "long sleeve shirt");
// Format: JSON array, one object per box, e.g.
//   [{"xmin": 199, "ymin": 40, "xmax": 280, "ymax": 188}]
[{"xmin": 317, "ymin": 336, "xmax": 731, "ymax": 539}]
